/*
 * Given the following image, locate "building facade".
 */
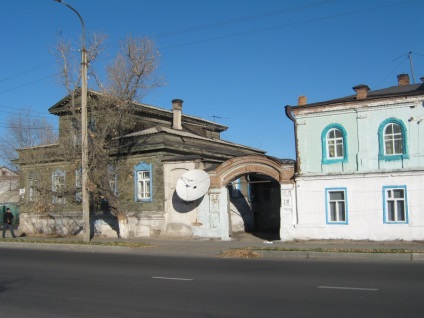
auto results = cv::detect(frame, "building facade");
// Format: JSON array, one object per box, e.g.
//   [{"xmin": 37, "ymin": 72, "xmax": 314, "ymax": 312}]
[
  {"xmin": 17, "ymin": 91, "xmax": 295, "ymax": 239},
  {"xmin": 284, "ymin": 74, "xmax": 424, "ymax": 241}
]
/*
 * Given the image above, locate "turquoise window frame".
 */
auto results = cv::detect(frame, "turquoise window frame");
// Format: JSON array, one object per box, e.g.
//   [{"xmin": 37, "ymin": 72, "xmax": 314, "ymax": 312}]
[
  {"xmin": 378, "ymin": 118, "xmax": 408, "ymax": 161},
  {"xmin": 382, "ymin": 185, "xmax": 408, "ymax": 224},
  {"xmin": 325, "ymin": 187, "xmax": 348, "ymax": 225},
  {"xmin": 321, "ymin": 124, "xmax": 348, "ymax": 164},
  {"xmin": 134, "ymin": 162, "xmax": 153, "ymax": 202}
]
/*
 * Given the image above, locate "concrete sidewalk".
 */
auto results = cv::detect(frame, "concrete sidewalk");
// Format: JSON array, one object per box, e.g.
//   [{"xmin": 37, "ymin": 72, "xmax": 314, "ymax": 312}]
[{"xmin": 2, "ymin": 233, "xmax": 424, "ymax": 261}]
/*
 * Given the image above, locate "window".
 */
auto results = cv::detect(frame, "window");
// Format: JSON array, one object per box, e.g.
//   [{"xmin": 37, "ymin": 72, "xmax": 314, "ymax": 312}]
[
  {"xmin": 137, "ymin": 171, "xmax": 150, "ymax": 200},
  {"xmin": 229, "ymin": 178, "xmax": 241, "ymax": 198},
  {"xmin": 71, "ymin": 118, "xmax": 81, "ymax": 147},
  {"xmin": 88, "ymin": 116, "xmax": 96, "ymax": 132},
  {"xmin": 108, "ymin": 164, "xmax": 117, "ymax": 195},
  {"xmin": 384, "ymin": 123, "xmax": 403, "ymax": 154},
  {"xmin": 325, "ymin": 188, "xmax": 348, "ymax": 224},
  {"xmin": 321, "ymin": 124, "xmax": 347, "ymax": 164},
  {"xmin": 29, "ymin": 179, "xmax": 39, "ymax": 202},
  {"xmin": 52, "ymin": 169, "xmax": 66, "ymax": 204},
  {"xmin": 134, "ymin": 162, "xmax": 152, "ymax": 202},
  {"xmin": 383, "ymin": 186, "xmax": 408, "ymax": 223},
  {"xmin": 378, "ymin": 119, "xmax": 408, "ymax": 161},
  {"xmin": 327, "ymin": 128, "xmax": 344, "ymax": 158},
  {"xmin": 75, "ymin": 168, "xmax": 82, "ymax": 202}
]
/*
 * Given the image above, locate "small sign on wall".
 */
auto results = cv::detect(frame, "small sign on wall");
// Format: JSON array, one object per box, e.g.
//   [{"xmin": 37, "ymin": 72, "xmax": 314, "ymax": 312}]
[
  {"xmin": 282, "ymin": 190, "xmax": 292, "ymax": 196},
  {"xmin": 283, "ymin": 197, "xmax": 292, "ymax": 207}
]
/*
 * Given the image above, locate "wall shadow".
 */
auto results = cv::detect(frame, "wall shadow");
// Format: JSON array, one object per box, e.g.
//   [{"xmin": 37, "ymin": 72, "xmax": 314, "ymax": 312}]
[{"xmin": 172, "ymin": 190, "xmax": 202, "ymax": 213}]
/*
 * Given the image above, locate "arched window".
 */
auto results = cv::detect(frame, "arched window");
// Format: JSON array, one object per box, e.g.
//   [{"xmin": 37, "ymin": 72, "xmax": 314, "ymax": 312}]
[
  {"xmin": 327, "ymin": 128, "xmax": 344, "ymax": 158},
  {"xmin": 384, "ymin": 123, "xmax": 403, "ymax": 155},
  {"xmin": 321, "ymin": 124, "xmax": 348, "ymax": 164},
  {"xmin": 378, "ymin": 119, "xmax": 408, "ymax": 161}
]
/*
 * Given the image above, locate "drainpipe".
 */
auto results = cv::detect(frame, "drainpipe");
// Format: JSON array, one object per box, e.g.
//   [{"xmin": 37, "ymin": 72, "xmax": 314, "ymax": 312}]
[
  {"xmin": 284, "ymin": 105, "xmax": 299, "ymax": 225},
  {"xmin": 355, "ymin": 108, "xmax": 360, "ymax": 171},
  {"xmin": 285, "ymin": 106, "xmax": 299, "ymax": 174}
]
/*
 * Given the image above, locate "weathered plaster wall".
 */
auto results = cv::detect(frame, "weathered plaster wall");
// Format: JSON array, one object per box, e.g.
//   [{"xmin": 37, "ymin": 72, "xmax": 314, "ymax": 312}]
[
  {"xmin": 192, "ymin": 188, "xmax": 230, "ymax": 240},
  {"xmin": 280, "ymin": 183, "xmax": 296, "ymax": 241},
  {"xmin": 163, "ymin": 161, "xmax": 199, "ymax": 237}
]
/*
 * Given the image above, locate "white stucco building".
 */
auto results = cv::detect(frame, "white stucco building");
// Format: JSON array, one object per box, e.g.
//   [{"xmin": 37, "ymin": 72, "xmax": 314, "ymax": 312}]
[{"xmin": 284, "ymin": 74, "xmax": 424, "ymax": 241}]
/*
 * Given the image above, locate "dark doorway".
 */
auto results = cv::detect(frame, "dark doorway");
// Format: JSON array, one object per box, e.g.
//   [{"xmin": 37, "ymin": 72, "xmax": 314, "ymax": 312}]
[
  {"xmin": 228, "ymin": 173, "xmax": 280, "ymax": 241},
  {"xmin": 248, "ymin": 174, "xmax": 281, "ymax": 240}
]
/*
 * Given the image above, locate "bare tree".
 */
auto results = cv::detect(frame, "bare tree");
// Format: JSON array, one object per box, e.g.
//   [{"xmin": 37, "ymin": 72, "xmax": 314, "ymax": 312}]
[
  {"xmin": 0, "ymin": 112, "xmax": 57, "ymax": 170},
  {"xmin": 54, "ymin": 35, "xmax": 163, "ymax": 238}
]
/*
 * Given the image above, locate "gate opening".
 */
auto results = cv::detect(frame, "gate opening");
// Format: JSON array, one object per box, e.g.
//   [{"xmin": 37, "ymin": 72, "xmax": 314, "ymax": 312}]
[{"xmin": 228, "ymin": 173, "xmax": 281, "ymax": 240}]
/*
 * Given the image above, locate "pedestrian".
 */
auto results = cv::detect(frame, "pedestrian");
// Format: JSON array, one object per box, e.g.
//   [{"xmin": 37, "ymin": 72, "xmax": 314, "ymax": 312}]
[{"xmin": 3, "ymin": 208, "xmax": 16, "ymax": 238}]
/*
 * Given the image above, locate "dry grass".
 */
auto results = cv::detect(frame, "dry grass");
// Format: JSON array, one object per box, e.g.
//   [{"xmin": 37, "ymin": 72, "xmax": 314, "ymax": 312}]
[{"xmin": 219, "ymin": 249, "xmax": 262, "ymax": 259}]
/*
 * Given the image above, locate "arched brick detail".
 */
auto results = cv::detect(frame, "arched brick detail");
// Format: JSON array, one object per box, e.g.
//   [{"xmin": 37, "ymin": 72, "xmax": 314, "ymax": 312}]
[{"xmin": 210, "ymin": 155, "xmax": 294, "ymax": 188}]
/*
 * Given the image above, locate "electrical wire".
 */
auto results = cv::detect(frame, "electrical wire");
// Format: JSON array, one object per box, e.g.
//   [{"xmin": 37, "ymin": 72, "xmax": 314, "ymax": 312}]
[{"xmin": 0, "ymin": 0, "xmax": 420, "ymax": 116}]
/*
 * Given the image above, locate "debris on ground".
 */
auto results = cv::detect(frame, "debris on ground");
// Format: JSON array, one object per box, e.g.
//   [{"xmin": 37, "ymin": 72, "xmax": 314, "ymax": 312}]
[{"xmin": 219, "ymin": 249, "xmax": 262, "ymax": 259}]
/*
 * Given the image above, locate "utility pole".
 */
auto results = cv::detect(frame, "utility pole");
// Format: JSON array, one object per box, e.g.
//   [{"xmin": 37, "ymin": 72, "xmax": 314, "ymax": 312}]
[{"xmin": 55, "ymin": 0, "xmax": 90, "ymax": 242}]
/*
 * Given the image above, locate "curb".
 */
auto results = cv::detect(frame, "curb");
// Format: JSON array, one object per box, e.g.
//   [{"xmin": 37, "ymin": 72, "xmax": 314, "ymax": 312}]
[
  {"xmin": 1, "ymin": 240, "xmax": 424, "ymax": 261},
  {"xmin": 412, "ymin": 253, "xmax": 424, "ymax": 261},
  {"xmin": 307, "ymin": 251, "xmax": 412, "ymax": 261},
  {"xmin": 259, "ymin": 250, "xmax": 421, "ymax": 261}
]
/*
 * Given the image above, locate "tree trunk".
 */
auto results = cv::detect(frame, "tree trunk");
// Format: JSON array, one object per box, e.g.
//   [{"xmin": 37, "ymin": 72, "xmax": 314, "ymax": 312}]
[{"xmin": 117, "ymin": 212, "xmax": 130, "ymax": 239}]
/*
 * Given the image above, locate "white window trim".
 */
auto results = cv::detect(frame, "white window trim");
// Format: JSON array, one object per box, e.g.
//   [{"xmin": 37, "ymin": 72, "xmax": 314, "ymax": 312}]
[
  {"xmin": 325, "ymin": 188, "xmax": 348, "ymax": 224},
  {"xmin": 134, "ymin": 162, "xmax": 152, "ymax": 202},
  {"xmin": 326, "ymin": 128, "xmax": 344, "ymax": 159},
  {"xmin": 384, "ymin": 123, "xmax": 403, "ymax": 155},
  {"xmin": 383, "ymin": 186, "xmax": 408, "ymax": 224}
]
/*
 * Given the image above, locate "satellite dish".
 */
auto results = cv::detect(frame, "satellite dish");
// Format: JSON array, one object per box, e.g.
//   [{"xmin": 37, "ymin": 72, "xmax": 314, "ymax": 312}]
[{"xmin": 176, "ymin": 169, "xmax": 210, "ymax": 201}]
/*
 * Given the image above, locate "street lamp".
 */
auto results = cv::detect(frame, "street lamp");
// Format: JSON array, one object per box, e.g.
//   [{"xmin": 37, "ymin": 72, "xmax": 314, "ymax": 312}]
[{"xmin": 55, "ymin": 0, "xmax": 90, "ymax": 242}]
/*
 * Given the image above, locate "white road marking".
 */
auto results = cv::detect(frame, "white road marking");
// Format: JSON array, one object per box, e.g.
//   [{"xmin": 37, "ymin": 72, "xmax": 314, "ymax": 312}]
[
  {"xmin": 152, "ymin": 276, "xmax": 193, "ymax": 281},
  {"xmin": 318, "ymin": 286, "xmax": 378, "ymax": 291}
]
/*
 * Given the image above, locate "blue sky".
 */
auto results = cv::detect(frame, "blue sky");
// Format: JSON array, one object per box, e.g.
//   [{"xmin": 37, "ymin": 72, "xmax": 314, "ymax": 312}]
[{"xmin": 1, "ymin": 0, "xmax": 423, "ymax": 160}]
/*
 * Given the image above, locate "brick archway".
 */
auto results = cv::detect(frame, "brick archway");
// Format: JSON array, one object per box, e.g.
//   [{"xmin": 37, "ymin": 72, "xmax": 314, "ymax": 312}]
[{"xmin": 210, "ymin": 155, "xmax": 294, "ymax": 188}]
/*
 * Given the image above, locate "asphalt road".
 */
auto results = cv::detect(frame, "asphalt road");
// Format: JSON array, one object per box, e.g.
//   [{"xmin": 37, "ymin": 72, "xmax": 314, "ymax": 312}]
[{"xmin": 1, "ymin": 247, "xmax": 423, "ymax": 318}]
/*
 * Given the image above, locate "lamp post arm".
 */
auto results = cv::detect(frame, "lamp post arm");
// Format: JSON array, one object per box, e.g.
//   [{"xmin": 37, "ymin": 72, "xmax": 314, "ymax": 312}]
[{"xmin": 54, "ymin": 0, "xmax": 86, "ymax": 48}]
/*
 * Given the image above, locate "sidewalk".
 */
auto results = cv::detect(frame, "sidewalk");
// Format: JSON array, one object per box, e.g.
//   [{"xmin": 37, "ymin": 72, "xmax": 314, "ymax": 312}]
[{"xmin": 1, "ymin": 232, "xmax": 424, "ymax": 261}]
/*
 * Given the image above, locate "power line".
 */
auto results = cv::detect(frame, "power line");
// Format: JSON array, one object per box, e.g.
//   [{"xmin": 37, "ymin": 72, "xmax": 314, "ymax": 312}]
[
  {"xmin": 0, "ymin": 60, "xmax": 56, "ymax": 83},
  {"xmin": 0, "ymin": 73, "xmax": 59, "ymax": 95},
  {"xmin": 0, "ymin": 0, "xmax": 420, "ymax": 113},
  {"xmin": 154, "ymin": 0, "xmax": 340, "ymax": 38},
  {"xmin": 0, "ymin": 103, "xmax": 51, "ymax": 116},
  {"xmin": 161, "ymin": 0, "xmax": 420, "ymax": 50}
]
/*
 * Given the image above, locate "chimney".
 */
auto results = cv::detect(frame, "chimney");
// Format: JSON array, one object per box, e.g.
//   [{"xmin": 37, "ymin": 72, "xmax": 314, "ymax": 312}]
[
  {"xmin": 397, "ymin": 74, "xmax": 410, "ymax": 86},
  {"xmin": 172, "ymin": 99, "xmax": 183, "ymax": 130},
  {"xmin": 298, "ymin": 95, "xmax": 307, "ymax": 105},
  {"xmin": 352, "ymin": 84, "xmax": 370, "ymax": 100}
]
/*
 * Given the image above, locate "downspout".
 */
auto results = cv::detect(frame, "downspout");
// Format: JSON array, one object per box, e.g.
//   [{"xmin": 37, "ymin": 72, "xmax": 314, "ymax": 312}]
[
  {"xmin": 355, "ymin": 108, "xmax": 360, "ymax": 171},
  {"xmin": 285, "ymin": 106, "xmax": 300, "ymax": 174},
  {"xmin": 285, "ymin": 105, "xmax": 299, "ymax": 225}
]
